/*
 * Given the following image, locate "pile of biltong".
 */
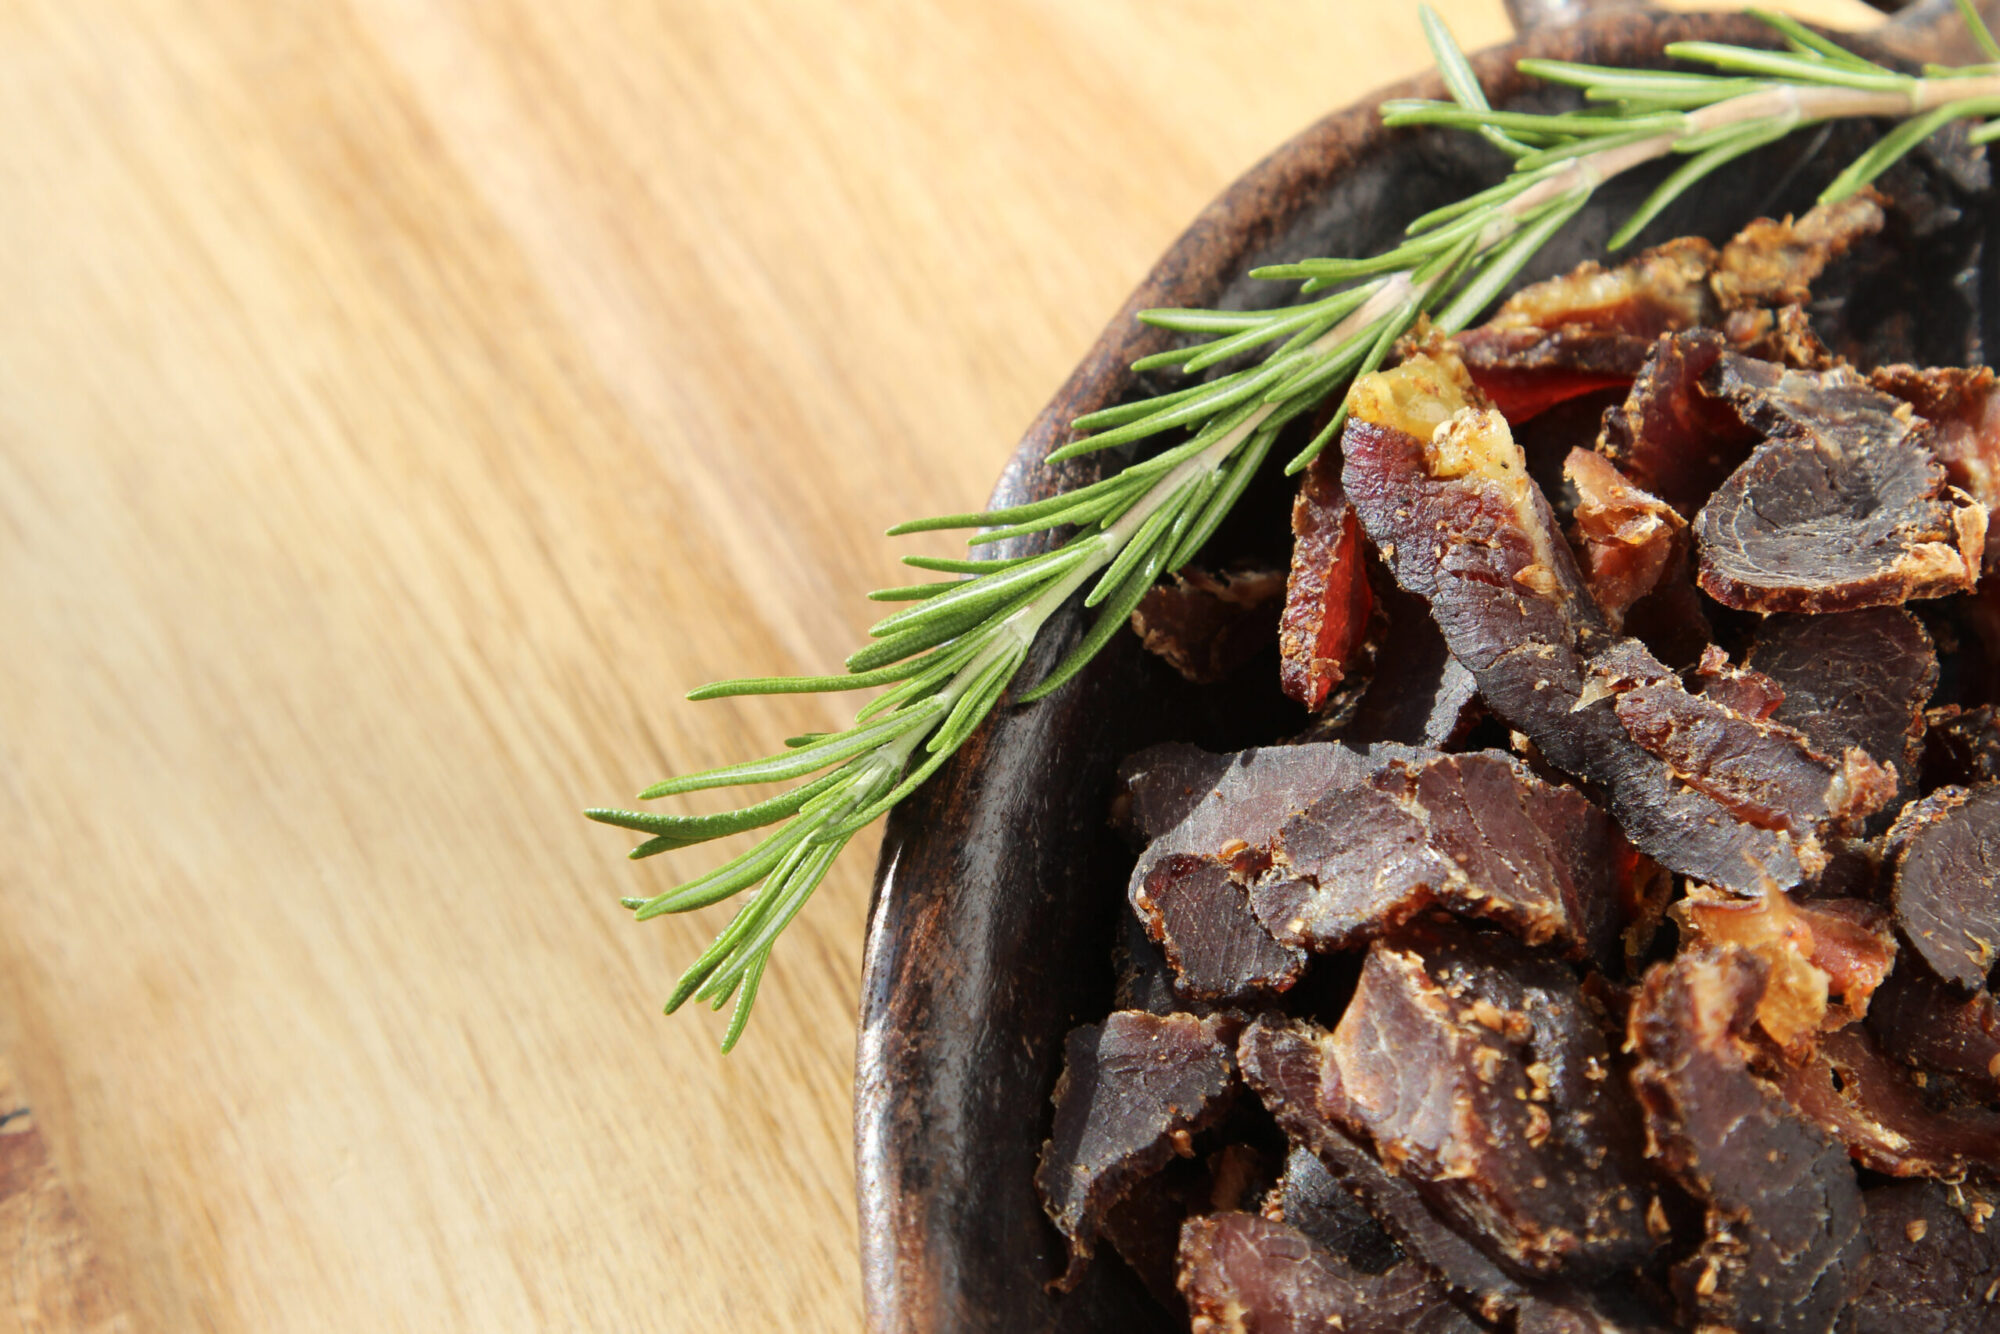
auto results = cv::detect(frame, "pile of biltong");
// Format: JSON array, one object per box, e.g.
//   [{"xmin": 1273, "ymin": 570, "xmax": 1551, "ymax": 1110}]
[{"xmin": 1038, "ymin": 193, "xmax": 2000, "ymax": 1333}]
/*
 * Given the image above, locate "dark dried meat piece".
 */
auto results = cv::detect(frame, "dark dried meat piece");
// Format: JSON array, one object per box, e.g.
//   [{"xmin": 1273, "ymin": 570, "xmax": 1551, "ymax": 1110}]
[
  {"xmin": 1316, "ymin": 928, "xmax": 1655, "ymax": 1280},
  {"xmin": 1253, "ymin": 749, "xmax": 1642, "ymax": 971},
  {"xmin": 1749, "ymin": 608, "xmax": 1938, "ymax": 786},
  {"xmin": 1132, "ymin": 563, "xmax": 1286, "ymax": 684},
  {"xmin": 1263, "ymin": 1146, "xmax": 1402, "ymax": 1275},
  {"xmin": 1597, "ymin": 329, "xmax": 1760, "ymax": 517},
  {"xmin": 1457, "ymin": 237, "xmax": 1718, "ymax": 423},
  {"xmin": 1340, "ymin": 350, "xmax": 1812, "ymax": 893},
  {"xmin": 1564, "ymin": 449, "xmax": 1687, "ymax": 629},
  {"xmin": 1697, "ymin": 354, "xmax": 1986, "ymax": 613},
  {"xmin": 1629, "ymin": 948, "xmax": 1865, "ymax": 1333},
  {"xmin": 1775, "ymin": 1026, "xmax": 2000, "ymax": 1179},
  {"xmin": 1849, "ymin": 1180, "xmax": 2000, "ymax": 1334},
  {"xmin": 1127, "ymin": 742, "xmax": 1393, "ymax": 891},
  {"xmin": 1238, "ymin": 1015, "xmax": 1528, "ymax": 1311},
  {"xmin": 1867, "ymin": 955, "xmax": 2000, "ymax": 1096},
  {"xmin": 1870, "ymin": 361, "xmax": 2000, "ymax": 566},
  {"xmin": 1176, "ymin": 1212, "xmax": 1476, "ymax": 1334},
  {"xmin": 1112, "ymin": 909, "xmax": 1181, "ymax": 1016},
  {"xmin": 1924, "ymin": 703, "xmax": 2000, "ymax": 789},
  {"xmin": 1134, "ymin": 853, "xmax": 1306, "ymax": 1003},
  {"xmin": 1035, "ymin": 1010, "xmax": 1239, "ymax": 1285},
  {"xmin": 1280, "ymin": 453, "xmax": 1376, "ymax": 711},
  {"xmin": 1114, "ymin": 741, "xmax": 1236, "ymax": 847},
  {"xmin": 1890, "ymin": 783, "xmax": 2000, "ymax": 993},
  {"xmin": 1710, "ymin": 192, "xmax": 1886, "ymax": 311},
  {"xmin": 1514, "ymin": 1293, "xmax": 1676, "ymax": 1334},
  {"xmin": 1340, "ymin": 582, "xmax": 1482, "ymax": 749},
  {"xmin": 1591, "ymin": 638, "xmax": 1896, "ymax": 856}
]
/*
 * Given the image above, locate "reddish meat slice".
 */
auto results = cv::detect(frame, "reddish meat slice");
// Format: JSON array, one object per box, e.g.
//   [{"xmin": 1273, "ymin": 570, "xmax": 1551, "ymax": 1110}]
[
  {"xmin": 1340, "ymin": 350, "xmax": 1815, "ymax": 893},
  {"xmin": 1693, "ymin": 643, "xmax": 1785, "ymax": 720},
  {"xmin": 1280, "ymin": 929, "xmax": 1656, "ymax": 1280},
  {"xmin": 1849, "ymin": 1180, "xmax": 2000, "ymax": 1334},
  {"xmin": 1590, "ymin": 638, "xmax": 1896, "ymax": 857},
  {"xmin": 1748, "ymin": 608, "xmax": 1939, "ymax": 785},
  {"xmin": 1564, "ymin": 449, "xmax": 1687, "ymax": 629},
  {"xmin": 1262, "ymin": 1146, "xmax": 1402, "ymax": 1274},
  {"xmin": 1710, "ymin": 192, "xmax": 1886, "ymax": 311},
  {"xmin": 1597, "ymin": 329, "xmax": 1761, "ymax": 517},
  {"xmin": 1870, "ymin": 362, "xmax": 2000, "ymax": 566},
  {"xmin": 1035, "ymin": 1010, "xmax": 1239, "ymax": 1285},
  {"xmin": 1252, "ymin": 749, "xmax": 1644, "ymax": 971},
  {"xmin": 1776, "ymin": 1027, "xmax": 2000, "ymax": 1178},
  {"xmin": 1889, "ymin": 784, "xmax": 2000, "ymax": 993},
  {"xmin": 1132, "ymin": 563, "xmax": 1286, "ymax": 684},
  {"xmin": 1238, "ymin": 1016, "xmax": 1529, "ymax": 1313},
  {"xmin": 1697, "ymin": 354, "xmax": 1987, "ymax": 613},
  {"xmin": 1134, "ymin": 853, "xmax": 1306, "ymax": 1003},
  {"xmin": 1457, "ymin": 237, "xmax": 1718, "ymax": 423},
  {"xmin": 1629, "ymin": 949, "xmax": 1865, "ymax": 1334},
  {"xmin": 1867, "ymin": 956, "xmax": 2000, "ymax": 1096},
  {"xmin": 1176, "ymin": 1212, "xmax": 1477, "ymax": 1334},
  {"xmin": 1103, "ymin": 1144, "xmax": 1274, "ymax": 1310},
  {"xmin": 1673, "ymin": 884, "xmax": 1896, "ymax": 1051},
  {"xmin": 1279, "ymin": 454, "xmax": 1376, "ymax": 710}
]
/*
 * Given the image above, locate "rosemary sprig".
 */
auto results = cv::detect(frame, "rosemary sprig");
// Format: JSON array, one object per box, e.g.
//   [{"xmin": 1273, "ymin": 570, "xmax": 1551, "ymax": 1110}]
[{"xmin": 593, "ymin": 2, "xmax": 2000, "ymax": 1049}]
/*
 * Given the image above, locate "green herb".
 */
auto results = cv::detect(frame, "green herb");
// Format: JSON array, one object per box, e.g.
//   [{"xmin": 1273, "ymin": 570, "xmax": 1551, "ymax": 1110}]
[{"xmin": 591, "ymin": 2, "xmax": 2000, "ymax": 1049}]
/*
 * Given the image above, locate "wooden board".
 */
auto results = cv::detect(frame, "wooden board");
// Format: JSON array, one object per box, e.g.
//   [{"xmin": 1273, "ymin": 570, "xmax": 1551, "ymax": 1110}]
[{"xmin": 0, "ymin": 0, "xmax": 1882, "ymax": 1328}]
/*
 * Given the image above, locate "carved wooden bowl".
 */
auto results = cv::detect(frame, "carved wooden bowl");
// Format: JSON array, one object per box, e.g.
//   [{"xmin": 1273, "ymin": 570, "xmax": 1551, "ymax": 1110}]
[{"xmin": 852, "ymin": 5, "xmax": 1983, "ymax": 1330}]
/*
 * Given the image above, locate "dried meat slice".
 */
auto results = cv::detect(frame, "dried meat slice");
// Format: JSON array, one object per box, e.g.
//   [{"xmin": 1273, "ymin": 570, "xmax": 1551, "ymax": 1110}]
[
  {"xmin": 1672, "ymin": 884, "xmax": 1896, "ymax": 1052},
  {"xmin": 1889, "ymin": 784, "xmax": 2000, "ymax": 992},
  {"xmin": 1035, "ymin": 1010, "xmax": 1239, "ymax": 1285},
  {"xmin": 1748, "ymin": 608, "xmax": 1938, "ymax": 786},
  {"xmin": 1340, "ymin": 582, "xmax": 1482, "ymax": 749},
  {"xmin": 1775, "ymin": 1027, "xmax": 2000, "ymax": 1178},
  {"xmin": 1597, "ymin": 329, "xmax": 1760, "ymax": 518},
  {"xmin": 1710, "ymin": 192, "xmax": 1886, "ymax": 311},
  {"xmin": 1340, "ymin": 349, "xmax": 1812, "ymax": 893},
  {"xmin": 1867, "ymin": 956, "xmax": 2000, "ymax": 1096},
  {"xmin": 1238, "ymin": 1015, "xmax": 1529, "ymax": 1313},
  {"xmin": 1564, "ymin": 449, "xmax": 1687, "ymax": 630},
  {"xmin": 1457, "ymin": 237, "xmax": 1718, "ymax": 424},
  {"xmin": 1693, "ymin": 643, "xmax": 1785, "ymax": 720},
  {"xmin": 1134, "ymin": 853, "xmax": 1306, "ymax": 1003},
  {"xmin": 1697, "ymin": 354, "xmax": 1986, "ymax": 613},
  {"xmin": 1132, "ymin": 563, "xmax": 1286, "ymax": 684},
  {"xmin": 1280, "ymin": 453, "xmax": 1376, "ymax": 711},
  {"xmin": 1252, "ymin": 749, "xmax": 1643, "ymax": 970},
  {"xmin": 1870, "ymin": 361, "xmax": 2000, "ymax": 566},
  {"xmin": 1923, "ymin": 703, "xmax": 2000, "ymax": 789},
  {"xmin": 1262, "ymin": 1146, "xmax": 1403, "ymax": 1274},
  {"xmin": 1176, "ymin": 1212, "xmax": 1477, "ymax": 1334},
  {"xmin": 1115, "ymin": 742, "xmax": 1237, "ymax": 848},
  {"xmin": 1318, "ymin": 928, "xmax": 1655, "ymax": 1280},
  {"xmin": 1590, "ymin": 638, "xmax": 1896, "ymax": 855},
  {"xmin": 1628, "ymin": 948, "xmax": 1865, "ymax": 1333},
  {"xmin": 1850, "ymin": 1180, "xmax": 2000, "ymax": 1334}
]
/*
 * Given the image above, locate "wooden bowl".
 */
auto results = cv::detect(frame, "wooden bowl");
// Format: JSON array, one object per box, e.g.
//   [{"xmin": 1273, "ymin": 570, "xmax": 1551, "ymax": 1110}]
[{"xmin": 852, "ymin": 6, "xmax": 1987, "ymax": 1330}]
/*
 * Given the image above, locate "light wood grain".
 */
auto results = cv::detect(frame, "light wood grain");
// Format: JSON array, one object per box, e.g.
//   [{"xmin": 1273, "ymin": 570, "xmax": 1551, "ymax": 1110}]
[{"xmin": 0, "ymin": 0, "xmax": 1882, "ymax": 1329}]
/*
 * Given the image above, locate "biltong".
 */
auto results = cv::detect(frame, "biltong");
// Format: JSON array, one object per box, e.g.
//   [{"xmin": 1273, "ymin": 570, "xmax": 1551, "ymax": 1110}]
[
  {"xmin": 1696, "ymin": 354, "xmax": 1986, "ymax": 614},
  {"xmin": 1889, "ymin": 783, "xmax": 2000, "ymax": 992},
  {"xmin": 1279, "ymin": 453, "xmax": 1375, "ymax": 711}
]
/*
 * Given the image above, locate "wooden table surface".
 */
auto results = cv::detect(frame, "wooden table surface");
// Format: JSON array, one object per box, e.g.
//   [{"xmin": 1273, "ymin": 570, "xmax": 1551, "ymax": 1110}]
[{"xmin": 0, "ymin": 0, "xmax": 1881, "ymax": 1329}]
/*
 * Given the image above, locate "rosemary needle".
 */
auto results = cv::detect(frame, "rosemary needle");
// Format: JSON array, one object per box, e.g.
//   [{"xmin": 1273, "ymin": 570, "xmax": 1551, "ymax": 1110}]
[{"xmin": 592, "ymin": 2, "xmax": 2000, "ymax": 1050}]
